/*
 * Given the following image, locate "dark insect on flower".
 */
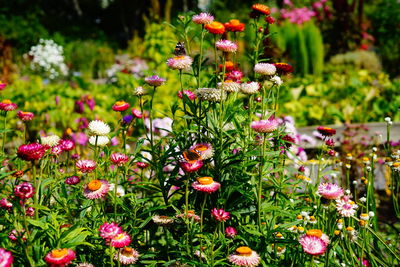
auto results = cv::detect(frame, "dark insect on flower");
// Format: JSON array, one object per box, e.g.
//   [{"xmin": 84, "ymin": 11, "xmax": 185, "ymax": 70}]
[
  {"xmin": 173, "ymin": 42, "xmax": 186, "ymax": 56},
  {"xmin": 182, "ymin": 149, "xmax": 202, "ymax": 164}
]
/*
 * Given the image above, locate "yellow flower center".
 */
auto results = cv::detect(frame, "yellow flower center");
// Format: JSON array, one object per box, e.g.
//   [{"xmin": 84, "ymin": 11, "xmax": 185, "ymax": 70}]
[
  {"xmin": 236, "ymin": 246, "xmax": 252, "ymax": 256},
  {"xmin": 88, "ymin": 180, "xmax": 102, "ymax": 191},
  {"xmin": 51, "ymin": 248, "xmax": 68, "ymax": 258},
  {"xmin": 306, "ymin": 229, "xmax": 323, "ymax": 238},
  {"xmin": 122, "ymin": 247, "xmax": 133, "ymax": 256},
  {"xmin": 187, "ymin": 210, "xmax": 195, "ymax": 214},
  {"xmin": 115, "ymin": 101, "xmax": 126, "ymax": 106},
  {"xmin": 2, "ymin": 99, "xmax": 11, "ymax": 104},
  {"xmin": 208, "ymin": 21, "xmax": 224, "ymax": 30},
  {"xmin": 334, "ymin": 230, "xmax": 341, "ymax": 235},
  {"xmin": 393, "ymin": 162, "xmax": 400, "ymax": 167},
  {"xmin": 229, "ymin": 19, "xmax": 240, "ymax": 25},
  {"xmin": 346, "ymin": 226, "xmax": 354, "ymax": 231},
  {"xmin": 225, "ymin": 80, "xmax": 234, "ymax": 83},
  {"xmin": 297, "ymin": 226, "xmax": 305, "ymax": 232},
  {"xmin": 175, "ymin": 56, "xmax": 186, "ymax": 60},
  {"xmin": 114, "ymin": 233, "xmax": 125, "ymax": 240},
  {"xmin": 197, "ymin": 177, "xmax": 214, "ymax": 185}
]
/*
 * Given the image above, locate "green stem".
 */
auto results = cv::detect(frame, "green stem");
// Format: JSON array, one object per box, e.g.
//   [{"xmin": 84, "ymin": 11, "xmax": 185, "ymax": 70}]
[
  {"xmin": 2, "ymin": 112, "xmax": 7, "ymax": 155},
  {"xmin": 199, "ymin": 194, "xmax": 208, "ymax": 263},
  {"xmin": 197, "ymin": 25, "xmax": 206, "ymax": 88},
  {"xmin": 258, "ymin": 133, "xmax": 267, "ymax": 229}
]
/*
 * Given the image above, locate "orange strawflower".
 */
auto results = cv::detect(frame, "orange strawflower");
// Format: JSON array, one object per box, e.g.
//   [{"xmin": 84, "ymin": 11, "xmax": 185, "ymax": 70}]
[
  {"xmin": 205, "ymin": 21, "xmax": 225, "ymax": 34},
  {"xmin": 224, "ymin": 19, "xmax": 245, "ymax": 32}
]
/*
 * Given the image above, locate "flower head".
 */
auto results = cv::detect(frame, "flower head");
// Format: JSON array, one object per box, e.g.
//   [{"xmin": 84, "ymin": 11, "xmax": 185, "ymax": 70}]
[
  {"xmin": 110, "ymin": 153, "xmax": 129, "ymax": 166},
  {"xmin": 0, "ymin": 248, "xmax": 13, "ymax": 267},
  {"xmin": 336, "ymin": 197, "xmax": 358, "ymax": 217},
  {"xmin": 60, "ymin": 139, "xmax": 75, "ymax": 151},
  {"xmin": 270, "ymin": 75, "xmax": 283, "ymax": 86},
  {"xmin": 167, "ymin": 55, "xmax": 193, "ymax": 70},
  {"xmin": 17, "ymin": 111, "xmax": 34, "ymax": 121},
  {"xmin": 0, "ymin": 82, "xmax": 6, "ymax": 90},
  {"xmin": 112, "ymin": 101, "xmax": 130, "ymax": 112},
  {"xmin": 252, "ymin": 4, "xmax": 270, "ymax": 15},
  {"xmin": 14, "ymin": 182, "xmax": 35, "ymax": 199},
  {"xmin": 65, "ymin": 176, "xmax": 80, "ymax": 185},
  {"xmin": 192, "ymin": 13, "xmax": 214, "ymax": 25},
  {"xmin": 224, "ymin": 19, "xmax": 245, "ymax": 32},
  {"xmin": 299, "ymin": 234, "xmax": 327, "ymax": 255},
  {"xmin": 99, "ymin": 222, "xmax": 122, "ymax": 240},
  {"xmin": 88, "ymin": 120, "xmax": 111, "ymax": 136},
  {"xmin": 241, "ymin": 82, "xmax": 260, "ymax": 95},
  {"xmin": 192, "ymin": 177, "xmax": 221, "ymax": 193},
  {"xmin": 115, "ymin": 247, "xmax": 140, "ymax": 265},
  {"xmin": 17, "ymin": 143, "xmax": 47, "ymax": 161},
  {"xmin": 179, "ymin": 160, "xmax": 203, "ymax": 173},
  {"xmin": 205, "ymin": 21, "xmax": 225, "ymax": 34},
  {"xmin": 317, "ymin": 126, "xmax": 336, "ymax": 137},
  {"xmin": 178, "ymin": 90, "xmax": 197, "ymax": 101},
  {"xmin": 211, "ymin": 208, "xmax": 230, "ymax": 222},
  {"xmin": 44, "ymin": 248, "xmax": 76, "ymax": 266},
  {"xmin": 318, "ymin": 183, "xmax": 344, "ymax": 200},
  {"xmin": 76, "ymin": 159, "xmax": 96, "ymax": 173},
  {"xmin": 176, "ymin": 210, "xmax": 201, "ymax": 222},
  {"xmin": 190, "ymin": 143, "xmax": 214, "ymax": 160},
  {"xmin": 89, "ymin": 135, "xmax": 110, "ymax": 147},
  {"xmin": 218, "ymin": 80, "xmax": 240, "ymax": 93},
  {"xmin": 216, "ymin": 40, "xmax": 238, "ymax": 53},
  {"xmin": 133, "ymin": 86, "xmax": 145, "ymax": 96},
  {"xmin": 0, "ymin": 99, "xmax": 17, "ymax": 111},
  {"xmin": 228, "ymin": 246, "xmax": 260, "ymax": 267},
  {"xmin": 0, "ymin": 198, "xmax": 13, "ymax": 211},
  {"xmin": 254, "ymin": 63, "xmax": 276, "ymax": 76},
  {"xmin": 110, "ymin": 232, "xmax": 131, "ymax": 248},
  {"xmin": 251, "ymin": 119, "xmax": 279, "ymax": 133},
  {"xmin": 195, "ymin": 88, "xmax": 226, "ymax": 102},
  {"xmin": 41, "ymin": 135, "xmax": 60, "ymax": 147},
  {"xmin": 145, "ymin": 75, "xmax": 166, "ymax": 87},
  {"xmin": 152, "ymin": 215, "xmax": 175, "ymax": 226},
  {"xmin": 274, "ymin": 63, "xmax": 293, "ymax": 75},
  {"xmin": 226, "ymin": 70, "xmax": 244, "ymax": 82},
  {"xmin": 225, "ymin": 226, "xmax": 238, "ymax": 238},
  {"xmin": 83, "ymin": 179, "xmax": 110, "ymax": 199}
]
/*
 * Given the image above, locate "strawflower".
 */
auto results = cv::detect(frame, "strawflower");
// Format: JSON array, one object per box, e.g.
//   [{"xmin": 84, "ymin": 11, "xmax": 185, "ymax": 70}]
[
  {"xmin": 131, "ymin": 108, "xmax": 143, "ymax": 118},
  {"xmin": 225, "ymin": 226, "xmax": 238, "ymax": 238},
  {"xmin": 14, "ymin": 182, "xmax": 35, "ymax": 199},
  {"xmin": 211, "ymin": 208, "xmax": 230, "ymax": 222},
  {"xmin": 65, "ymin": 176, "xmax": 80, "ymax": 185},
  {"xmin": 76, "ymin": 159, "xmax": 96, "ymax": 173},
  {"xmin": 0, "ymin": 82, "xmax": 6, "ymax": 90},
  {"xmin": 44, "ymin": 248, "xmax": 76, "ymax": 267},
  {"xmin": 89, "ymin": 135, "xmax": 110, "ymax": 147},
  {"xmin": 179, "ymin": 160, "xmax": 203, "ymax": 173},
  {"xmin": 99, "ymin": 222, "xmax": 122, "ymax": 240},
  {"xmin": 178, "ymin": 90, "xmax": 197, "ymax": 100},
  {"xmin": 241, "ymin": 82, "xmax": 260, "ymax": 95},
  {"xmin": 152, "ymin": 215, "xmax": 175, "ymax": 226},
  {"xmin": 251, "ymin": 119, "xmax": 279, "ymax": 133},
  {"xmin": 176, "ymin": 210, "xmax": 201, "ymax": 222},
  {"xmin": 167, "ymin": 55, "xmax": 193, "ymax": 70},
  {"xmin": 192, "ymin": 13, "xmax": 214, "ymax": 25},
  {"xmin": 112, "ymin": 101, "xmax": 130, "ymax": 112},
  {"xmin": 0, "ymin": 99, "xmax": 17, "ymax": 111},
  {"xmin": 216, "ymin": 40, "xmax": 238, "ymax": 53},
  {"xmin": 115, "ymin": 247, "xmax": 140, "ymax": 265},
  {"xmin": 299, "ymin": 235, "xmax": 327, "ymax": 255},
  {"xmin": 83, "ymin": 179, "xmax": 110, "ymax": 199},
  {"xmin": 205, "ymin": 21, "xmax": 225, "ymax": 34},
  {"xmin": 336, "ymin": 196, "xmax": 358, "ymax": 217},
  {"xmin": 274, "ymin": 63, "xmax": 293, "ymax": 75},
  {"xmin": 192, "ymin": 177, "xmax": 220, "ymax": 193},
  {"xmin": 218, "ymin": 80, "xmax": 240, "ymax": 93},
  {"xmin": 224, "ymin": 19, "xmax": 245, "ymax": 32},
  {"xmin": 254, "ymin": 63, "xmax": 276, "ymax": 76},
  {"xmin": 317, "ymin": 126, "xmax": 336, "ymax": 137},
  {"xmin": 17, "ymin": 143, "xmax": 47, "ymax": 161},
  {"xmin": 318, "ymin": 183, "xmax": 344, "ymax": 200},
  {"xmin": 41, "ymin": 135, "xmax": 60, "ymax": 147},
  {"xmin": 17, "ymin": 111, "xmax": 34, "ymax": 121},
  {"xmin": 145, "ymin": 75, "xmax": 166, "ymax": 87},
  {"xmin": 110, "ymin": 232, "xmax": 131, "ymax": 248},
  {"xmin": 110, "ymin": 152, "xmax": 129, "ymax": 166},
  {"xmin": 228, "ymin": 246, "xmax": 260, "ymax": 267},
  {"xmin": 60, "ymin": 139, "xmax": 75, "ymax": 151},
  {"xmin": 0, "ymin": 248, "xmax": 13, "ymax": 267},
  {"xmin": 195, "ymin": 88, "xmax": 226, "ymax": 102},
  {"xmin": 190, "ymin": 143, "xmax": 214, "ymax": 160},
  {"xmin": 88, "ymin": 120, "xmax": 111, "ymax": 136}
]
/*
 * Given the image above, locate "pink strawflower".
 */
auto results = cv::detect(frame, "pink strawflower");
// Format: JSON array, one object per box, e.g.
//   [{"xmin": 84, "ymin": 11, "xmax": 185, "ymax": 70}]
[
  {"xmin": 299, "ymin": 235, "xmax": 327, "ymax": 255},
  {"xmin": 8, "ymin": 229, "xmax": 26, "ymax": 242},
  {"xmin": 0, "ymin": 82, "xmax": 6, "ymax": 90},
  {"xmin": 112, "ymin": 101, "xmax": 130, "ymax": 112},
  {"xmin": 0, "ymin": 198, "xmax": 13, "ymax": 211},
  {"xmin": 51, "ymin": 145, "xmax": 64, "ymax": 156},
  {"xmin": 44, "ymin": 248, "xmax": 76, "ymax": 267},
  {"xmin": 65, "ymin": 176, "xmax": 80, "ymax": 185},
  {"xmin": 216, "ymin": 40, "xmax": 238, "ymax": 53},
  {"xmin": 59, "ymin": 139, "xmax": 75, "ymax": 151},
  {"xmin": 145, "ymin": 75, "xmax": 166, "ymax": 87},
  {"xmin": 178, "ymin": 90, "xmax": 197, "ymax": 100},
  {"xmin": 110, "ymin": 232, "xmax": 131, "ymax": 248},
  {"xmin": 99, "ymin": 222, "xmax": 122, "ymax": 240},
  {"xmin": 17, "ymin": 111, "xmax": 34, "ymax": 121},
  {"xmin": 83, "ymin": 180, "xmax": 110, "ymax": 199},
  {"xmin": 358, "ymin": 258, "xmax": 370, "ymax": 267},
  {"xmin": 131, "ymin": 108, "xmax": 143, "ymax": 118},
  {"xmin": 254, "ymin": 63, "xmax": 276, "ymax": 76},
  {"xmin": 211, "ymin": 208, "xmax": 230, "ymax": 222},
  {"xmin": 250, "ymin": 119, "xmax": 279, "ymax": 133},
  {"xmin": 317, "ymin": 126, "xmax": 336, "ymax": 136},
  {"xmin": 25, "ymin": 207, "xmax": 35, "ymax": 217},
  {"xmin": 110, "ymin": 153, "xmax": 129, "ymax": 166},
  {"xmin": 167, "ymin": 55, "xmax": 193, "ymax": 70},
  {"xmin": 14, "ymin": 182, "xmax": 35, "ymax": 199},
  {"xmin": 226, "ymin": 70, "xmax": 244, "ymax": 82},
  {"xmin": 176, "ymin": 211, "xmax": 201, "ymax": 222},
  {"xmin": 115, "ymin": 247, "xmax": 140, "ymax": 265},
  {"xmin": 225, "ymin": 226, "xmax": 238, "ymax": 238},
  {"xmin": 136, "ymin": 162, "xmax": 149, "ymax": 169},
  {"xmin": 17, "ymin": 143, "xmax": 47, "ymax": 161},
  {"xmin": 0, "ymin": 248, "xmax": 13, "ymax": 267},
  {"xmin": 192, "ymin": 177, "xmax": 220, "ymax": 193},
  {"xmin": 192, "ymin": 13, "xmax": 214, "ymax": 24},
  {"xmin": 179, "ymin": 161, "xmax": 203, "ymax": 173},
  {"xmin": 318, "ymin": 183, "xmax": 344, "ymax": 200},
  {"xmin": 336, "ymin": 197, "xmax": 358, "ymax": 217},
  {"xmin": 228, "ymin": 247, "xmax": 260, "ymax": 267},
  {"xmin": 0, "ymin": 99, "xmax": 17, "ymax": 111},
  {"xmin": 76, "ymin": 159, "xmax": 96, "ymax": 173}
]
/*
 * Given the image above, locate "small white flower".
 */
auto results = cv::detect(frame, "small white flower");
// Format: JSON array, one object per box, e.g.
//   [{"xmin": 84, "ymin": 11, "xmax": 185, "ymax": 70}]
[
  {"xmin": 88, "ymin": 120, "xmax": 111, "ymax": 136},
  {"xmin": 366, "ymin": 166, "xmax": 372, "ymax": 172},
  {"xmin": 109, "ymin": 184, "xmax": 125, "ymax": 197},
  {"xmin": 384, "ymin": 117, "xmax": 391, "ymax": 122},
  {"xmin": 368, "ymin": 211, "xmax": 375, "ymax": 217},
  {"xmin": 359, "ymin": 197, "xmax": 366, "ymax": 202},
  {"xmin": 240, "ymin": 82, "xmax": 260, "ymax": 94},
  {"xmin": 270, "ymin": 75, "xmax": 283, "ymax": 86},
  {"xmin": 352, "ymin": 180, "xmax": 358, "ymax": 185},
  {"xmin": 89, "ymin": 135, "xmax": 110, "ymax": 147},
  {"xmin": 372, "ymin": 147, "xmax": 377, "ymax": 152},
  {"xmin": 345, "ymin": 189, "xmax": 351, "ymax": 194},
  {"xmin": 41, "ymin": 135, "xmax": 60, "ymax": 147}
]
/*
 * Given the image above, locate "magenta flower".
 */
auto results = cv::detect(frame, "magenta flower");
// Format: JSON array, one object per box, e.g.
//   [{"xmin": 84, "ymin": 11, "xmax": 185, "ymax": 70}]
[
  {"xmin": 112, "ymin": 101, "xmax": 130, "ymax": 112},
  {"xmin": 14, "ymin": 182, "xmax": 35, "ymax": 199},
  {"xmin": 225, "ymin": 226, "xmax": 238, "ymax": 238},
  {"xmin": 145, "ymin": 75, "xmax": 166, "ymax": 87},
  {"xmin": 76, "ymin": 159, "xmax": 96, "ymax": 173},
  {"xmin": 0, "ymin": 82, "xmax": 6, "ymax": 90},
  {"xmin": 226, "ymin": 70, "xmax": 243, "ymax": 82},
  {"xmin": 299, "ymin": 235, "xmax": 327, "ymax": 255},
  {"xmin": 99, "ymin": 222, "xmax": 122, "ymax": 240},
  {"xmin": 44, "ymin": 248, "xmax": 76, "ymax": 266},
  {"xmin": 0, "ymin": 248, "xmax": 13, "ymax": 267},
  {"xmin": 25, "ymin": 207, "xmax": 35, "ymax": 217},
  {"xmin": 60, "ymin": 139, "xmax": 75, "ymax": 151},
  {"xmin": 110, "ymin": 232, "xmax": 132, "ymax": 248},
  {"xmin": 17, "ymin": 111, "xmax": 34, "ymax": 121},
  {"xmin": 17, "ymin": 143, "xmax": 47, "ymax": 161},
  {"xmin": 192, "ymin": 177, "xmax": 220, "ymax": 194},
  {"xmin": 65, "ymin": 176, "xmax": 81, "ymax": 185},
  {"xmin": 250, "ymin": 119, "xmax": 279, "ymax": 133},
  {"xmin": 318, "ymin": 183, "xmax": 344, "ymax": 200},
  {"xmin": 131, "ymin": 108, "xmax": 143, "ymax": 118},
  {"xmin": 178, "ymin": 90, "xmax": 197, "ymax": 101},
  {"xmin": 211, "ymin": 208, "xmax": 230, "ymax": 222},
  {"xmin": 0, "ymin": 198, "xmax": 13, "ymax": 211},
  {"xmin": 179, "ymin": 161, "xmax": 203, "ymax": 173},
  {"xmin": 192, "ymin": 12, "xmax": 214, "ymax": 24},
  {"xmin": 0, "ymin": 100, "xmax": 17, "ymax": 111},
  {"xmin": 110, "ymin": 153, "xmax": 129, "ymax": 166},
  {"xmin": 216, "ymin": 39, "xmax": 238, "ymax": 53}
]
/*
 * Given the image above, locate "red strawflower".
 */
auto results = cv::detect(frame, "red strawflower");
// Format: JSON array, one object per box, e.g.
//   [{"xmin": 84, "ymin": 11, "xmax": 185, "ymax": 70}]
[{"xmin": 17, "ymin": 143, "xmax": 47, "ymax": 161}]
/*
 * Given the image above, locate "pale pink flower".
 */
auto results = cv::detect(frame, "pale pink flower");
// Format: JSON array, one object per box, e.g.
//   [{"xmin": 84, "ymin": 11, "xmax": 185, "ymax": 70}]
[
  {"xmin": 178, "ymin": 90, "xmax": 197, "ymax": 101},
  {"xmin": 110, "ymin": 153, "xmax": 130, "ymax": 166},
  {"xmin": 192, "ymin": 177, "xmax": 220, "ymax": 193},
  {"xmin": 318, "ymin": 183, "xmax": 344, "ymax": 200},
  {"xmin": 336, "ymin": 197, "xmax": 358, "ymax": 217},
  {"xmin": 254, "ymin": 63, "xmax": 276, "ymax": 75},
  {"xmin": 83, "ymin": 180, "xmax": 110, "ymax": 199},
  {"xmin": 145, "ymin": 75, "xmax": 166, "ymax": 87},
  {"xmin": 228, "ymin": 247, "xmax": 260, "ymax": 267},
  {"xmin": 250, "ymin": 119, "xmax": 279, "ymax": 133},
  {"xmin": 167, "ymin": 55, "xmax": 193, "ymax": 70},
  {"xmin": 76, "ymin": 159, "xmax": 96, "ymax": 173},
  {"xmin": 99, "ymin": 222, "xmax": 122, "ymax": 240},
  {"xmin": 216, "ymin": 40, "xmax": 238, "ymax": 53},
  {"xmin": 299, "ymin": 235, "xmax": 327, "ymax": 255},
  {"xmin": 192, "ymin": 13, "xmax": 214, "ymax": 24},
  {"xmin": 115, "ymin": 247, "xmax": 140, "ymax": 265}
]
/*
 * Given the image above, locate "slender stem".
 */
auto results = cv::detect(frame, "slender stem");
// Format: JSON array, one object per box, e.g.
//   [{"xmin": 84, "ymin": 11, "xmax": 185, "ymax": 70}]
[
  {"xmin": 114, "ymin": 171, "xmax": 119, "ymax": 220},
  {"xmin": 122, "ymin": 125, "xmax": 126, "ymax": 153},
  {"xmin": 199, "ymin": 194, "xmax": 208, "ymax": 263},
  {"xmin": 2, "ymin": 112, "xmax": 7, "ymax": 155},
  {"xmin": 258, "ymin": 133, "xmax": 267, "ymax": 229},
  {"xmin": 110, "ymin": 244, "xmax": 114, "ymax": 267},
  {"xmin": 32, "ymin": 162, "xmax": 39, "ymax": 220},
  {"xmin": 197, "ymin": 25, "xmax": 205, "ymax": 88},
  {"xmin": 149, "ymin": 87, "xmax": 156, "ymax": 150},
  {"xmin": 213, "ymin": 34, "xmax": 218, "ymax": 80}
]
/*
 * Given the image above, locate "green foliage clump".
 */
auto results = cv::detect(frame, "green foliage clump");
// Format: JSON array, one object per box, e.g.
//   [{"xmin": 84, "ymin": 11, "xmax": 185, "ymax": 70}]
[{"xmin": 329, "ymin": 50, "xmax": 382, "ymax": 73}]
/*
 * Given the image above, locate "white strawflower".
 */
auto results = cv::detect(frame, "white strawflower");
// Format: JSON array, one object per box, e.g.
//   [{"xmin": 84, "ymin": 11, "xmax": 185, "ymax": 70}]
[
  {"xmin": 88, "ymin": 120, "xmax": 111, "ymax": 136},
  {"xmin": 359, "ymin": 197, "xmax": 366, "ymax": 202},
  {"xmin": 41, "ymin": 135, "xmax": 60, "ymax": 147},
  {"xmin": 241, "ymin": 81, "xmax": 260, "ymax": 94},
  {"xmin": 270, "ymin": 75, "xmax": 283, "ymax": 86},
  {"xmin": 133, "ymin": 86, "xmax": 145, "ymax": 96},
  {"xmin": 89, "ymin": 135, "xmax": 110, "ymax": 147},
  {"xmin": 384, "ymin": 117, "xmax": 391, "ymax": 122},
  {"xmin": 195, "ymin": 88, "xmax": 226, "ymax": 102},
  {"xmin": 254, "ymin": 63, "xmax": 276, "ymax": 76},
  {"xmin": 109, "ymin": 184, "xmax": 125, "ymax": 197},
  {"xmin": 217, "ymin": 81, "xmax": 240, "ymax": 93}
]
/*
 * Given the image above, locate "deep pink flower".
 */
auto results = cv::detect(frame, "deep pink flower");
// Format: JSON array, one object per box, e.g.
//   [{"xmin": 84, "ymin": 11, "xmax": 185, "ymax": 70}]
[
  {"xmin": 110, "ymin": 232, "xmax": 131, "ymax": 248},
  {"xmin": 17, "ymin": 143, "xmax": 47, "ymax": 161},
  {"xmin": 51, "ymin": 145, "xmax": 64, "ymax": 156},
  {"xmin": 136, "ymin": 162, "xmax": 149, "ymax": 168},
  {"xmin": 145, "ymin": 75, "xmax": 166, "ymax": 87},
  {"xmin": 60, "ymin": 139, "xmax": 75, "ymax": 151},
  {"xmin": 131, "ymin": 108, "xmax": 143, "ymax": 118},
  {"xmin": 44, "ymin": 248, "xmax": 76, "ymax": 266},
  {"xmin": 25, "ymin": 207, "xmax": 35, "ymax": 217},
  {"xmin": 317, "ymin": 126, "xmax": 336, "ymax": 137},
  {"xmin": 179, "ymin": 161, "xmax": 203, "ymax": 173},
  {"xmin": 225, "ymin": 226, "xmax": 238, "ymax": 238},
  {"xmin": 17, "ymin": 111, "xmax": 34, "ymax": 121},
  {"xmin": 112, "ymin": 101, "xmax": 130, "ymax": 112},
  {"xmin": 65, "ymin": 176, "xmax": 80, "ymax": 185},
  {"xmin": 178, "ymin": 90, "xmax": 197, "ymax": 101},
  {"xmin": 0, "ymin": 248, "xmax": 13, "ymax": 267},
  {"xmin": 110, "ymin": 153, "xmax": 129, "ymax": 166},
  {"xmin": 211, "ymin": 208, "xmax": 230, "ymax": 222},
  {"xmin": 0, "ymin": 198, "xmax": 12, "ymax": 211},
  {"xmin": 0, "ymin": 82, "xmax": 6, "ymax": 90},
  {"xmin": 99, "ymin": 222, "xmax": 123, "ymax": 240},
  {"xmin": 226, "ymin": 70, "xmax": 243, "ymax": 82},
  {"xmin": 0, "ymin": 99, "xmax": 17, "ymax": 111},
  {"xmin": 76, "ymin": 159, "xmax": 96, "ymax": 173},
  {"xmin": 14, "ymin": 182, "xmax": 35, "ymax": 199},
  {"xmin": 250, "ymin": 119, "xmax": 279, "ymax": 133}
]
